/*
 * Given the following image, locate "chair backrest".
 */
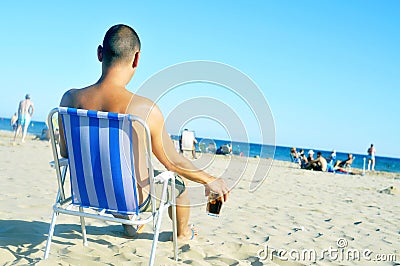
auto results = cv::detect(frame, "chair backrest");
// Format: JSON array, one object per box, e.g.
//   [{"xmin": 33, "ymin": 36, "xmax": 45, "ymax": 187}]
[{"xmin": 59, "ymin": 107, "xmax": 140, "ymax": 215}]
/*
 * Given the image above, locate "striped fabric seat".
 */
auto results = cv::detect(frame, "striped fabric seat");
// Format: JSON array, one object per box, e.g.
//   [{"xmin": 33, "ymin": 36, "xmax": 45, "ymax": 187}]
[
  {"xmin": 44, "ymin": 107, "xmax": 178, "ymax": 265},
  {"xmin": 59, "ymin": 107, "xmax": 139, "ymax": 215}
]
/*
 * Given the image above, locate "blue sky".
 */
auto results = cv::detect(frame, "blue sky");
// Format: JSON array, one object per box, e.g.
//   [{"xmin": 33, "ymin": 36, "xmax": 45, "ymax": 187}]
[{"xmin": 0, "ymin": 1, "xmax": 399, "ymax": 158}]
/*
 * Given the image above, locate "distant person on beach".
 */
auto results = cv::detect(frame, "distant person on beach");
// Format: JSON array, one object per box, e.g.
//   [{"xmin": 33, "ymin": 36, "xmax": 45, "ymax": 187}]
[
  {"xmin": 335, "ymin": 153, "xmax": 354, "ymax": 168},
  {"xmin": 10, "ymin": 113, "xmax": 18, "ymax": 132},
  {"xmin": 216, "ymin": 146, "xmax": 224, "ymax": 155},
  {"xmin": 180, "ymin": 129, "xmax": 198, "ymax": 159},
  {"xmin": 222, "ymin": 144, "xmax": 232, "ymax": 155},
  {"xmin": 367, "ymin": 144, "xmax": 376, "ymax": 171},
  {"xmin": 299, "ymin": 149, "xmax": 308, "ymax": 168},
  {"xmin": 307, "ymin": 151, "xmax": 328, "ymax": 171},
  {"xmin": 40, "ymin": 126, "xmax": 50, "ymax": 141},
  {"xmin": 57, "ymin": 24, "xmax": 229, "ymax": 240},
  {"xmin": 304, "ymin": 150, "xmax": 315, "ymax": 169},
  {"xmin": 216, "ymin": 144, "xmax": 231, "ymax": 155},
  {"xmin": 290, "ymin": 147, "xmax": 301, "ymax": 166},
  {"xmin": 307, "ymin": 150, "xmax": 314, "ymax": 161},
  {"xmin": 325, "ymin": 150, "xmax": 336, "ymax": 172},
  {"xmin": 206, "ymin": 143, "xmax": 216, "ymax": 153},
  {"xmin": 14, "ymin": 94, "xmax": 35, "ymax": 143},
  {"xmin": 227, "ymin": 144, "xmax": 232, "ymax": 154},
  {"xmin": 327, "ymin": 150, "xmax": 336, "ymax": 165}
]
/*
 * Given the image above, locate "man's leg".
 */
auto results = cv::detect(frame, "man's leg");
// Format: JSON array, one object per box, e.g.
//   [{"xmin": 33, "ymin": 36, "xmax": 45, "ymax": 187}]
[
  {"xmin": 13, "ymin": 125, "xmax": 21, "ymax": 141},
  {"xmin": 22, "ymin": 124, "xmax": 28, "ymax": 142},
  {"xmin": 112, "ymin": 213, "xmax": 145, "ymax": 237},
  {"xmin": 169, "ymin": 189, "xmax": 195, "ymax": 240},
  {"xmin": 22, "ymin": 115, "xmax": 31, "ymax": 142},
  {"xmin": 372, "ymin": 158, "xmax": 375, "ymax": 171},
  {"xmin": 367, "ymin": 159, "xmax": 371, "ymax": 171}
]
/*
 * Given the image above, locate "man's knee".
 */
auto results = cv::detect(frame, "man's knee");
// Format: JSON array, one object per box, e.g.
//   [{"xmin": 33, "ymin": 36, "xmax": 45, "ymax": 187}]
[
  {"xmin": 177, "ymin": 187, "xmax": 188, "ymax": 199},
  {"xmin": 175, "ymin": 188, "xmax": 190, "ymax": 206}
]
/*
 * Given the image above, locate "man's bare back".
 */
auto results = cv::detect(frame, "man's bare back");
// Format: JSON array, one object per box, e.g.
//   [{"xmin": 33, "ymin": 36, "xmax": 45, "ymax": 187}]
[
  {"xmin": 59, "ymin": 84, "xmax": 156, "ymax": 203},
  {"xmin": 19, "ymin": 99, "xmax": 34, "ymax": 116}
]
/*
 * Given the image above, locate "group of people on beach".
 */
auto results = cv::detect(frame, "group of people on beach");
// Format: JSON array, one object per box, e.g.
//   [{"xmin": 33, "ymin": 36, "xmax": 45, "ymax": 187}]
[
  {"xmin": 290, "ymin": 144, "xmax": 377, "ymax": 173},
  {"xmin": 290, "ymin": 148, "xmax": 353, "ymax": 173}
]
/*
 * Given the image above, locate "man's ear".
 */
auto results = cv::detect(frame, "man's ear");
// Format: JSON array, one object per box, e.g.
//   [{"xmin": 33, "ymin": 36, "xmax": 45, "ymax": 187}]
[
  {"xmin": 97, "ymin": 45, "xmax": 103, "ymax": 62},
  {"xmin": 132, "ymin": 51, "xmax": 140, "ymax": 68}
]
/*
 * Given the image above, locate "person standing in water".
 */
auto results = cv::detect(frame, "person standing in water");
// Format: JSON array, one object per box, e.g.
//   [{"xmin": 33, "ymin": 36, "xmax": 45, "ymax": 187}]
[
  {"xmin": 14, "ymin": 94, "xmax": 35, "ymax": 143},
  {"xmin": 367, "ymin": 144, "xmax": 376, "ymax": 171}
]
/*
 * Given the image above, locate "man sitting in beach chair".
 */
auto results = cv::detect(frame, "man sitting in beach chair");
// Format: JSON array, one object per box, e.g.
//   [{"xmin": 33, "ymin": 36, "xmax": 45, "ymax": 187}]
[
  {"xmin": 335, "ymin": 153, "xmax": 354, "ymax": 169},
  {"xmin": 332, "ymin": 153, "xmax": 357, "ymax": 175},
  {"xmin": 57, "ymin": 24, "xmax": 230, "ymax": 241}
]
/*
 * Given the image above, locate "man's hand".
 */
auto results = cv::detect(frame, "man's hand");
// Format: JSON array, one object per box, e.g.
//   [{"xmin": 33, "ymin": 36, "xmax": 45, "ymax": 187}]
[{"xmin": 204, "ymin": 178, "xmax": 230, "ymax": 203}]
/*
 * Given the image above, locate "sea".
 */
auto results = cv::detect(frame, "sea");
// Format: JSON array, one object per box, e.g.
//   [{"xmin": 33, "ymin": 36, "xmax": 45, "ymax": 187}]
[
  {"xmin": 1, "ymin": 117, "xmax": 46, "ymax": 136},
  {"xmin": 1, "ymin": 117, "xmax": 399, "ymax": 173}
]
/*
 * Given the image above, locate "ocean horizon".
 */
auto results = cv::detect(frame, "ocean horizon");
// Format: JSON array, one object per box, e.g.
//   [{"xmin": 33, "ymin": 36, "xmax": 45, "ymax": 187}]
[{"xmin": 2, "ymin": 116, "xmax": 399, "ymax": 173}]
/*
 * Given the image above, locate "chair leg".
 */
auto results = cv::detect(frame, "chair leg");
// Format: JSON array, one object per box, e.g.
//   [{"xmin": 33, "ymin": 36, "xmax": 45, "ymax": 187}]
[
  {"xmin": 149, "ymin": 204, "xmax": 165, "ymax": 266},
  {"xmin": 79, "ymin": 207, "xmax": 88, "ymax": 246},
  {"xmin": 149, "ymin": 179, "xmax": 173, "ymax": 265},
  {"xmin": 171, "ymin": 179, "xmax": 178, "ymax": 261},
  {"xmin": 43, "ymin": 211, "xmax": 58, "ymax": 259}
]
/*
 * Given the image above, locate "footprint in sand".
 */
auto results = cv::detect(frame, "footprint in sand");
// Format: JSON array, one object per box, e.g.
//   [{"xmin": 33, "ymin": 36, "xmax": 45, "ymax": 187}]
[{"xmin": 378, "ymin": 186, "xmax": 399, "ymax": 195}]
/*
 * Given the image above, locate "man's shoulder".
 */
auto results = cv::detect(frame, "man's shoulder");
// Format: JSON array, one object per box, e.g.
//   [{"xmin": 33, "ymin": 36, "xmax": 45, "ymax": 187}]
[
  {"xmin": 127, "ymin": 94, "xmax": 163, "ymax": 121},
  {"xmin": 60, "ymin": 88, "xmax": 81, "ymax": 106},
  {"xmin": 128, "ymin": 94, "xmax": 157, "ymax": 110},
  {"xmin": 62, "ymin": 88, "xmax": 79, "ymax": 98},
  {"xmin": 131, "ymin": 93, "xmax": 154, "ymax": 104}
]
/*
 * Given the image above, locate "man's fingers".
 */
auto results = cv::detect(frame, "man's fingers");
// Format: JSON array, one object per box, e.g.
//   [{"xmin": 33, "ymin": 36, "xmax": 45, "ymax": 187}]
[
  {"xmin": 204, "ymin": 186, "xmax": 210, "ymax": 197},
  {"xmin": 219, "ymin": 192, "xmax": 225, "ymax": 204},
  {"xmin": 205, "ymin": 178, "xmax": 230, "ymax": 203},
  {"xmin": 222, "ymin": 190, "xmax": 229, "ymax": 203}
]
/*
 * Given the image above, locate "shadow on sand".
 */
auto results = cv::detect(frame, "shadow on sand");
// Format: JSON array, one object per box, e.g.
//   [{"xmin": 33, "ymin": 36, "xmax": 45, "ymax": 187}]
[{"xmin": 0, "ymin": 219, "xmax": 172, "ymax": 264}]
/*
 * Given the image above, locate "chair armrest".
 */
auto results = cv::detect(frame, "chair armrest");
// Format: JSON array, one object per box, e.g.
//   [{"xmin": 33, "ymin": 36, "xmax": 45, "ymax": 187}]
[
  {"xmin": 49, "ymin": 158, "xmax": 69, "ymax": 168},
  {"xmin": 154, "ymin": 171, "xmax": 175, "ymax": 183}
]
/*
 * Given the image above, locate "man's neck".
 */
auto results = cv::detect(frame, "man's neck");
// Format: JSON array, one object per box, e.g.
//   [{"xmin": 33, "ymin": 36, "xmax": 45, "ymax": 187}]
[{"xmin": 98, "ymin": 65, "xmax": 134, "ymax": 88}]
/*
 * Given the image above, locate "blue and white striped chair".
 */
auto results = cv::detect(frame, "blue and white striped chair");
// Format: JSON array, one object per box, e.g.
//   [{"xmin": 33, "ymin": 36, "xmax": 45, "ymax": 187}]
[{"xmin": 44, "ymin": 107, "xmax": 178, "ymax": 265}]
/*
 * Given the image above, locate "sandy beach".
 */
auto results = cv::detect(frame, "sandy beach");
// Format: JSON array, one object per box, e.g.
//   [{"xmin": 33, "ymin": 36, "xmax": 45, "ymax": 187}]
[{"xmin": 0, "ymin": 130, "xmax": 399, "ymax": 265}]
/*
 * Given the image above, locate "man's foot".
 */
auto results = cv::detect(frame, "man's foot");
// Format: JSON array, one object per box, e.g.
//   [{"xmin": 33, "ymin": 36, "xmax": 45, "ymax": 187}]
[
  {"xmin": 123, "ymin": 224, "xmax": 145, "ymax": 237},
  {"xmin": 177, "ymin": 224, "xmax": 198, "ymax": 241}
]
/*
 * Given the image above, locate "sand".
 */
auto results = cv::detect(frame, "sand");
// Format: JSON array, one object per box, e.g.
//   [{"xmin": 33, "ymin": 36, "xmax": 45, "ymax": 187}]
[{"xmin": 0, "ymin": 130, "xmax": 399, "ymax": 265}]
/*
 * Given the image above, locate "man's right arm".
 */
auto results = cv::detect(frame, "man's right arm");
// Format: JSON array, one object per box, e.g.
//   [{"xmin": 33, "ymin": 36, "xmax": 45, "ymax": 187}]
[
  {"xmin": 29, "ymin": 102, "xmax": 35, "ymax": 116},
  {"xmin": 146, "ymin": 103, "xmax": 230, "ymax": 202}
]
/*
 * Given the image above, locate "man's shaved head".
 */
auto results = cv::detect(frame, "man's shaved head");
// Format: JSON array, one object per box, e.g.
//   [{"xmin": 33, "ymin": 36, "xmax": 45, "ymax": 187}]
[{"xmin": 102, "ymin": 24, "xmax": 141, "ymax": 66}]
